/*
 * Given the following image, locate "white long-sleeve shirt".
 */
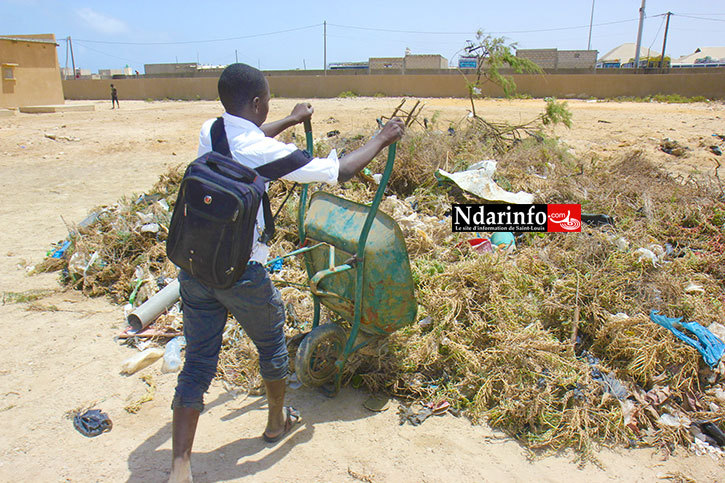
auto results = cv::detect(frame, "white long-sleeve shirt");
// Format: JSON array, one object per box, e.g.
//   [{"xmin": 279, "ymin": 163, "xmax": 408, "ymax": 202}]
[{"xmin": 197, "ymin": 112, "xmax": 339, "ymax": 263}]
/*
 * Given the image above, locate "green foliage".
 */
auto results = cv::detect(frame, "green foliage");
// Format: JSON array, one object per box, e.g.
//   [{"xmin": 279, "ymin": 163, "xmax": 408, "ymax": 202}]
[
  {"xmin": 542, "ymin": 97, "xmax": 573, "ymax": 128},
  {"xmin": 337, "ymin": 90, "xmax": 359, "ymax": 98},
  {"xmin": 605, "ymin": 94, "xmax": 709, "ymax": 104},
  {"xmin": 463, "ymin": 31, "xmax": 542, "ymax": 101},
  {"xmin": 2, "ymin": 290, "xmax": 54, "ymax": 304}
]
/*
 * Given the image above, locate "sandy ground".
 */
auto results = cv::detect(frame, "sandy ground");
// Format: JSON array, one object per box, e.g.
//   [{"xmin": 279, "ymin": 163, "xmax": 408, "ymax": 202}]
[{"xmin": 1, "ymin": 97, "xmax": 724, "ymax": 482}]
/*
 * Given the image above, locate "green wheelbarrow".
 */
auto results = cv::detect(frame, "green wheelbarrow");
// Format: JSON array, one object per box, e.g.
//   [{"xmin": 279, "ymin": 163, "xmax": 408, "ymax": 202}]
[{"xmin": 265, "ymin": 120, "xmax": 417, "ymax": 396}]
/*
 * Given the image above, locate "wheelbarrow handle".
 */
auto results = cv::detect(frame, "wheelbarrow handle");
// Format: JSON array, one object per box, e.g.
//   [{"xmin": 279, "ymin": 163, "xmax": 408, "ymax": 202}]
[
  {"xmin": 356, "ymin": 141, "xmax": 397, "ymax": 258},
  {"xmin": 299, "ymin": 117, "xmax": 313, "ymax": 245}
]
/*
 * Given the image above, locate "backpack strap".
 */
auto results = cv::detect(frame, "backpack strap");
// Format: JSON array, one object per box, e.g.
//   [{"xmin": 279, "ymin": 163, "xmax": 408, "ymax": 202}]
[
  {"xmin": 209, "ymin": 117, "xmax": 309, "ymax": 245},
  {"xmin": 210, "ymin": 117, "xmax": 231, "ymax": 156}
]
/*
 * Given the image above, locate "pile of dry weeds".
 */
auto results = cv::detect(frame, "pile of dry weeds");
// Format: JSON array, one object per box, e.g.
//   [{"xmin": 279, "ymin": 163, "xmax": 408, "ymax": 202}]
[{"xmin": 36, "ymin": 118, "xmax": 725, "ymax": 457}]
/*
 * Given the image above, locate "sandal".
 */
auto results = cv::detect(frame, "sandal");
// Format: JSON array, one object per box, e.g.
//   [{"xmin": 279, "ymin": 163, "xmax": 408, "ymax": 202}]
[{"xmin": 262, "ymin": 406, "xmax": 302, "ymax": 443}]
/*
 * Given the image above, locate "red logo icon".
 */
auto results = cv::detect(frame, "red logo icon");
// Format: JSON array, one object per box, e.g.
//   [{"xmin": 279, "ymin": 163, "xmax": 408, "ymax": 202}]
[
  {"xmin": 203, "ymin": 195, "xmax": 212, "ymax": 205},
  {"xmin": 547, "ymin": 204, "xmax": 581, "ymax": 232}
]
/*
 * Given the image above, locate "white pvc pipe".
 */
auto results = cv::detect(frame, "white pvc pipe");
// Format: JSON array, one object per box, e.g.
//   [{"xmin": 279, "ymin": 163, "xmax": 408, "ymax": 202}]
[{"xmin": 127, "ymin": 279, "xmax": 180, "ymax": 332}]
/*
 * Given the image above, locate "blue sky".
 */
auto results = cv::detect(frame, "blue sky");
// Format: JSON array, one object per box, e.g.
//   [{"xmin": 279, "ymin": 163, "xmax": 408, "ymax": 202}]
[{"xmin": 1, "ymin": 0, "xmax": 723, "ymax": 72}]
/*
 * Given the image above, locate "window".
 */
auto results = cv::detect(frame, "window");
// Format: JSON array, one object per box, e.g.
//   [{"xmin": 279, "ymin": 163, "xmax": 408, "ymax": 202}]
[{"xmin": 2, "ymin": 63, "xmax": 18, "ymax": 81}]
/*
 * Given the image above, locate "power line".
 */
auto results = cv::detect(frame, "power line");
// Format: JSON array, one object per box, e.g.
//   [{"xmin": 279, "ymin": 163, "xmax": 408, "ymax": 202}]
[
  {"xmin": 647, "ymin": 14, "xmax": 666, "ymax": 51},
  {"xmin": 673, "ymin": 13, "xmax": 725, "ymax": 22},
  {"xmin": 73, "ymin": 24, "xmax": 322, "ymax": 45},
  {"xmin": 72, "ymin": 39, "xmax": 143, "ymax": 64},
  {"xmin": 329, "ymin": 17, "xmax": 642, "ymax": 36},
  {"xmin": 675, "ymin": 13, "xmax": 725, "ymax": 16}
]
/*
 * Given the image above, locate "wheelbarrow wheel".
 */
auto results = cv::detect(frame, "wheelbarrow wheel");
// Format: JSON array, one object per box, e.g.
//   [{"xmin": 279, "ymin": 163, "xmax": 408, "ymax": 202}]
[
  {"xmin": 286, "ymin": 332, "xmax": 308, "ymax": 374},
  {"xmin": 295, "ymin": 323, "xmax": 347, "ymax": 387}
]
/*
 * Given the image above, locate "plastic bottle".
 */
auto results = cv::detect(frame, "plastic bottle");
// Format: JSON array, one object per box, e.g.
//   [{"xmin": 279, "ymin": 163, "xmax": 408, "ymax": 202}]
[
  {"xmin": 120, "ymin": 348, "xmax": 165, "ymax": 375},
  {"xmin": 161, "ymin": 336, "xmax": 186, "ymax": 373},
  {"xmin": 490, "ymin": 232, "xmax": 515, "ymax": 249}
]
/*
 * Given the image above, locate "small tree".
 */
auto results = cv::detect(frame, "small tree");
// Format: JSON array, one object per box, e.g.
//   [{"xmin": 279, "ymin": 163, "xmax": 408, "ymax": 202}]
[
  {"xmin": 458, "ymin": 31, "xmax": 572, "ymax": 151},
  {"xmin": 460, "ymin": 31, "xmax": 542, "ymax": 116}
]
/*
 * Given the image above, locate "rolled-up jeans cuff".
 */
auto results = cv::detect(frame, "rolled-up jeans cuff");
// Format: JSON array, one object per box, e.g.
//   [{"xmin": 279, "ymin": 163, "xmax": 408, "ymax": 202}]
[{"xmin": 171, "ymin": 393, "xmax": 204, "ymax": 413}]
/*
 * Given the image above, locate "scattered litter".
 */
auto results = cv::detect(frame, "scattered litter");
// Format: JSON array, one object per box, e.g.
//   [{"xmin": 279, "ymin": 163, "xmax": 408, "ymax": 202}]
[
  {"xmin": 33, "ymin": 112, "xmax": 725, "ymax": 457},
  {"xmin": 267, "ymin": 258, "xmax": 284, "ymax": 273},
  {"xmin": 645, "ymin": 385, "xmax": 671, "ymax": 406},
  {"xmin": 326, "ymin": 130, "xmax": 340, "ymax": 137},
  {"xmin": 120, "ymin": 347, "xmax": 165, "ymax": 375},
  {"xmin": 467, "ymin": 159, "xmax": 497, "ymax": 176},
  {"xmin": 49, "ymin": 240, "xmax": 71, "ymax": 259},
  {"xmin": 161, "ymin": 336, "xmax": 186, "ymax": 373},
  {"xmin": 398, "ymin": 400, "xmax": 452, "ymax": 425},
  {"xmin": 586, "ymin": 353, "xmax": 629, "ymax": 400},
  {"xmin": 660, "ymin": 138, "xmax": 688, "ymax": 157},
  {"xmin": 436, "ymin": 168, "xmax": 534, "ymax": 204},
  {"xmin": 136, "ymin": 212, "xmax": 154, "ymax": 224},
  {"xmin": 710, "ymin": 146, "xmax": 723, "ymax": 156},
  {"xmin": 692, "ymin": 437, "xmax": 725, "ymax": 457},
  {"xmin": 363, "ymin": 394, "xmax": 391, "ymax": 412},
  {"xmin": 582, "ymin": 213, "xmax": 615, "ymax": 227},
  {"xmin": 44, "ymin": 132, "xmax": 79, "ymax": 142},
  {"xmin": 288, "ymin": 373, "xmax": 302, "ymax": 390},
  {"xmin": 140, "ymin": 223, "xmax": 160, "ymax": 234},
  {"xmin": 650, "ymin": 310, "xmax": 725, "ymax": 368},
  {"xmin": 490, "ymin": 232, "xmax": 515, "ymax": 249},
  {"xmin": 467, "ymin": 238, "xmax": 493, "ymax": 253},
  {"xmin": 116, "ymin": 325, "xmax": 181, "ymax": 339},
  {"xmin": 614, "ymin": 237, "xmax": 630, "ymax": 251},
  {"xmin": 701, "ymin": 422, "xmax": 725, "ymax": 447},
  {"xmin": 657, "ymin": 413, "xmax": 689, "ymax": 429},
  {"xmin": 684, "ymin": 283, "xmax": 705, "ymax": 294},
  {"xmin": 635, "ymin": 248, "xmax": 660, "ymax": 267},
  {"xmin": 73, "ymin": 409, "xmax": 112, "ymax": 437}
]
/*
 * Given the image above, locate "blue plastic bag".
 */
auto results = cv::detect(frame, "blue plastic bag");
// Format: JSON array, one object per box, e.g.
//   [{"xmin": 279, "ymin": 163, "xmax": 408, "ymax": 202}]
[{"xmin": 650, "ymin": 310, "xmax": 725, "ymax": 368}]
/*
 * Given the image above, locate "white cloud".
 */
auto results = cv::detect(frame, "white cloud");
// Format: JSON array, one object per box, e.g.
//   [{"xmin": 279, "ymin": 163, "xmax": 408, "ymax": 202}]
[{"xmin": 76, "ymin": 7, "xmax": 128, "ymax": 35}]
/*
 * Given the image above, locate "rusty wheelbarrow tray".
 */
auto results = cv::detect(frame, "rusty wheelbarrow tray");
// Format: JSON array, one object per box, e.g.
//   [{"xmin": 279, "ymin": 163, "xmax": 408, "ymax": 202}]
[{"xmin": 265, "ymin": 125, "xmax": 416, "ymax": 395}]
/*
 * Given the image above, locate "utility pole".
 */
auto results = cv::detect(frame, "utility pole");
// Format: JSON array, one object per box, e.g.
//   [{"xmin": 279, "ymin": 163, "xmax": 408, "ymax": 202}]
[
  {"xmin": 322, "ymin": 20, "xmax": 327, "ymax": 75},
  {"xmin": 634, "ymin": 0, "xmax": 646, "ymax": 72},
  {"xmin": 303, "ymin": 58, "xmax": 307, "ymax": 70},
  {"xmin": 64, "ymin": 37, "xmax": 69, "ymax": 79},
  {"xmin": 235, "ymin": 50, "xmax": 238, "ymax": 63},
  {"xmin": 659, "ymin": 12, "xmax": 672, "ymax": 73},
  {"xmin": 587, "ymin": 0, "xmax": 595, "ymax": 51},
  {"xmin": 69, "ymin": 36, "xmax": 76, "ymax": 79}
]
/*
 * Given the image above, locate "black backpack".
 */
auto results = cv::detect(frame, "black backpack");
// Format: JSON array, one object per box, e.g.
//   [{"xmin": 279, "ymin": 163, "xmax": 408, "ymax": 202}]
[{"xmin": 166, "ymin": 117, "xmax": 310, "ymax": 288}]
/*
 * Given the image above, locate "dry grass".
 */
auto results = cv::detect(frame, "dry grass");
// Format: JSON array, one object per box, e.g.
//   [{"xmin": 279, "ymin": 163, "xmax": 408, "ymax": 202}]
[{"xmin": 35, "ymin": 116, "xmax": 725, "ymax": 458}]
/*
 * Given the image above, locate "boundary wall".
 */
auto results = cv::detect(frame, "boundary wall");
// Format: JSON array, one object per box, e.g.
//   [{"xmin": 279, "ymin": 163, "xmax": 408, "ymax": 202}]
[{"xmin": 63, "ymin": 72, "xmax": 725, "ymax": 101}]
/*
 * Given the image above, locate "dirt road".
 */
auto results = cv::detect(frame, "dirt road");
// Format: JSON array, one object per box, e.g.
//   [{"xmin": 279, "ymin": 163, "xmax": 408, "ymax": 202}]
[{"xmin": 0, "ymin": 98, "xmax": 723, "ymax": 482}]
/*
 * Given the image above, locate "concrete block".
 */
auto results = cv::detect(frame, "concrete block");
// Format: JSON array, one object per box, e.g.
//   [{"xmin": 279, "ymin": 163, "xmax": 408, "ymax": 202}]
[{"xmin": 19, "ymin": 104, "xmax": 95, "ymax": 113}]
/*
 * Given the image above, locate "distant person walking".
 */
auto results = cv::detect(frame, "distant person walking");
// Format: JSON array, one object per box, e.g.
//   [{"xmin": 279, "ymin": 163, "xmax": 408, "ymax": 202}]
[{"xmin": 111, "ymin": 84, "xmax": 119, "ymax": 109}]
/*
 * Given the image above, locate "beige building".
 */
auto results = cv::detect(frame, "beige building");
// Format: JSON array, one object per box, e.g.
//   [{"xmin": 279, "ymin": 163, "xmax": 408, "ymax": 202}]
[
  {"xmin": 404, "ymin": 54, "xmax": 448, "ymax": 70},
  {"xmin": 369, "ymin": 57, "xmax": 404, "ymax": 72},
  {"xmin": 516, "ymin": 49, "xmax": 597, "ymax": 70},
  {"xmin": 1, "ymin": 34, "xmax": 64, "ymax": 108},
  {"xmin": 369, "ymin": 54, "xmax": 447, "ymax": 73}
]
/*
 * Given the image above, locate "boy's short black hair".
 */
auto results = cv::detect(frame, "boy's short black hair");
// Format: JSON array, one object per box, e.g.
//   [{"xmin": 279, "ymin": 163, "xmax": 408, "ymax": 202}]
[{"xmin": 218, "ymin": 63, "xmax": 267, "ymax": 113}]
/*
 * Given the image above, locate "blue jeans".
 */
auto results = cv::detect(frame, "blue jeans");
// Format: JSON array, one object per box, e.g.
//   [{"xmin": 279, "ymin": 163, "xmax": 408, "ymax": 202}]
[{"xmin": 172, "ymin": 262, "xmax": 287, "ymax": 412}]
